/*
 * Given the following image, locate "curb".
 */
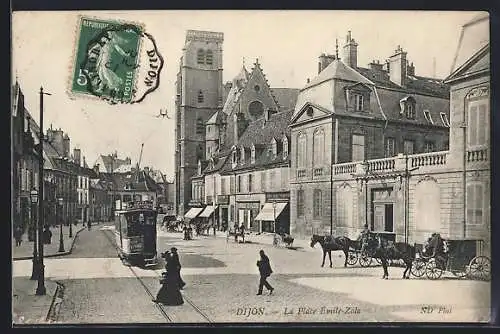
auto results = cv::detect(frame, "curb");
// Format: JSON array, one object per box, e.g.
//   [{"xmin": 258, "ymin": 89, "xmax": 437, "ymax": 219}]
[
  {"xmin": 45, "ymin": 281, "xmax": 64, "ymax": 323},
  {"xmin": 13, "ymin": 227, "xmax": 85, "ymax": 261}
]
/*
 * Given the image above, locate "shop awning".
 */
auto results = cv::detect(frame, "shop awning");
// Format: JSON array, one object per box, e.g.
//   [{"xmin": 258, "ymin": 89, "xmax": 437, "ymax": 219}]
[
  {"xmin": 255, "ymin": 202, "xmax": 288, "ymax": 221},
  {"xmin": 184, "ymin": 207, "xmax": 204, "ymax": 219},
  {"xmin": 198, "ymin": 205, "xmax": 218, "ymax": 218}
]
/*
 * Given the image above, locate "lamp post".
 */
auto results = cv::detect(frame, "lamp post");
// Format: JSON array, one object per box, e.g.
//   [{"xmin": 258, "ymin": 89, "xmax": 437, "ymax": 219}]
[
  {"xmin": 69, "ymin": 208, "xmax": 73, "ymax": 238},
  {"xmin": 272, "ymin": 200, "xmax": 277, "ymax": 234},
  {"xmin": 57, "ymin": 197, "xmax": 65, "ymax": 252},
  {"xmin": 36, "ymin": 86, "xmax": 51, "ymax": 296},
  {"xmin": 29, "ymin": 188, "xmax": 39, "ymax": 280}
]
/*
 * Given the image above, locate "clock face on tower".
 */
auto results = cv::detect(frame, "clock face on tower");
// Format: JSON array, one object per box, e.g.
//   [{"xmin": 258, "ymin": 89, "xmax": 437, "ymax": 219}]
[{"xmin": 248, "ymin": 100, "xmax": 264, "ymax": 119}]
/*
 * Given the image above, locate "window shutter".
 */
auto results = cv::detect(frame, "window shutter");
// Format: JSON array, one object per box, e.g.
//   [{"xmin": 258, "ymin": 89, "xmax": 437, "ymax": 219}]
[{"xmin": 468, "ymin": 105, "xmax": 478, "ymax": 146}]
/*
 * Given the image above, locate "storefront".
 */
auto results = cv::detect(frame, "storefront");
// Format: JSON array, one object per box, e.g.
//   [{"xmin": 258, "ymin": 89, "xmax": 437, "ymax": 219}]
[
  {"xmin": 184, "ymin": 206, "xmax": 204, "ymax": 223},
  {"xmin": 217, "ymin": 195, "xmax": 230, "ymax": 231},
  {"xmin": 198, "ymin": 205, "xmax": 218, "ymax": 229},
  {"xmin": 255, "ymin": 192, "xmax": 290, "ymax": 234},
  {"xmin": 235, "ymin": 201, "xmax": 261, "ymax": 232}
]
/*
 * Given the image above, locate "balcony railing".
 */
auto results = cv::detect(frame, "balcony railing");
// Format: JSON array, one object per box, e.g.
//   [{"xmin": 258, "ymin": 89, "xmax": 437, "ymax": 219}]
[
  {"xmin": 367, "ymin": 157, "xmax": 396, "ymax": 173},
  {"xmin": 297, "ymin": 169, "xmax": 307, "ymax": 178},
  {"xmin": 467, "ymin": 148, "xmax": 488, "ymax": 162},
  {"xmin": 333, "ymin": 162, "xmax": 357, "ymax": 175},
  {"xmin": 410, "ymin": 151, "xmax": 448, "ymax": 168},
  {"xmin": 313, "ymin": 168, "xmax": 324, "ymax": 176}
]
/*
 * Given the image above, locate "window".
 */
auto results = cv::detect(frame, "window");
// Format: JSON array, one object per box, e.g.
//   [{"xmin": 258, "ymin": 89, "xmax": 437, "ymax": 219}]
[
  {"xmin": 240, "ymin": 146, "xmax": 245, "ymax": 164},
  {"xmin": 354, "ymin": 94, "xmax": 364, "ymax": 111},
  {"xmin": 205, "ymin": 49, "xmax": 213, "ymax": 65},
  {"xmin": 232, "ymin": 150, "xmax": 237, "ymax": 164},
  {"xmin": 297, "ymin": 133, "xmax": 307, "ymax": 169},
  {"xmin": 254, "ymin": 85, "xmax": 260, "ymax": 92},
  {"xmin": 297, "ymin": 189, "xmax": 305, "ymax": 217},
  {"xmin": 196, "ymin": 118, "xmax": 204, "ymax": 135},
  {"xmin": 283, "ymin": 137, "xmax": 289, "ymax": 159},
  {"xmin": 467, "ymin": 183, "xmax": 484, "ymax": 225},
  {"xmin": 313, "ymin": 189, "xmax": 322, "ymax": 219},
  {"xmin": 424, "ymin": 141, "xmax": 435, "ymax": 153},
  {"xmin": 403, "ymin": 140, "xmax": 414, "ymax": 155},
  {"xmin": 237, "ymin": 175, "xmax": 242, "ymax": 193},
  {"xmin": 79, "ymin": 192, "xmax": 82, "ymax": 204},
  {"xmin": 261, "ymin": 171, "xmax": 266, "ymax": 191},
  {"xmin": 467, "ymin": 100, "xmax": 489, "ymax": 147},
  {"xmin": 248, "ymin": 100, "xmax": 265, "ymax": 118},
  {"xmin": 313, "ymin": 129, "xmax": 325, "ymax": 165},
  {"xmin": 351, "ymin": 134, "xmax": 365, "ymax": 162},
  {"xmin": 248, "ymin": 174, "xmax": 253, "ymax": 193},
  {"xmin": 423, "ymin": 110, "xmax": 434, "ymax": 124},
  {"xmin": 197, "ymin": 49, "xmax": 205, "ymax": 64},
  {"xmin": 384, "ymin": 137, "xmax": 395, "ymax": 157},
  {"xmin": 440, "ymin": 112, "xmax": 450, "ymax": 127},
  {"xmin": 250, "ymin": 145, "xmax": 256, "ymax": 164},
  {"xmin": 269, "ymin": 170, "xmax": 276, "ymax": 189},
  {"xmin": 271, "ymin": 138, "xmax": 277, "ymax": 158},
  {"xmin": 197, "ymin": 90, "xmax": 204, "ymax": 103},
  {"xmin": 221, "ymin": 178, "xmax": 226, "ymax": 195},
  {"xmin": 406, "ymin": 101, "xmax": 415, "ymax": 119}
]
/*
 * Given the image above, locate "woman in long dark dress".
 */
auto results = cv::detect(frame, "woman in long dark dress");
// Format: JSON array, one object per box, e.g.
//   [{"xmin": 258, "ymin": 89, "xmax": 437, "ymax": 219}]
[{"xmin": 154, "ymin": 251, "xmax": 183, "ymax": 306}]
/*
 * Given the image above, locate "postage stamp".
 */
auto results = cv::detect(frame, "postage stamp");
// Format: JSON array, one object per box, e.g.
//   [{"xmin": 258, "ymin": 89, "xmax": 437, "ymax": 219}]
[{"xmin": 70, "ymin": 16, "xmax": 163, "ymax": 104}]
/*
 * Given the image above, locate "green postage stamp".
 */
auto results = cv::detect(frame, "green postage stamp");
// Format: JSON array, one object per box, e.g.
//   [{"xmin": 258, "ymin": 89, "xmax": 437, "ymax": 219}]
[{"xmin": 70, "ymin": 16, "xmax": 163, "ymax": 104}]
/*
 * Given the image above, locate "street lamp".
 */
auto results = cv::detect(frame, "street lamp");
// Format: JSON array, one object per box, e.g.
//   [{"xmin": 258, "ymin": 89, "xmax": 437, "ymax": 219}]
[
  {"xmin": 68, "ymin": 207, "xmax": 73, "ymax": 238},
  {"xmin": 272, "ymin": 200, "xmax": 277, "ymax": 234},
  {"xmin": 57, "ymin": 197, "xmax": 65, "ymax": 253},
  {"xmin": 29, "ymin": 188, "xmax": 39, "ymax": 281}
]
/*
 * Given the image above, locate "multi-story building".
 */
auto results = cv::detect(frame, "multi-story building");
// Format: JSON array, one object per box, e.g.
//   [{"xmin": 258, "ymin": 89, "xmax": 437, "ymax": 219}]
[
  {"xmin": 290, "ymin": 31, "xmax": 451, "ymax": 238},
  {"xmin": 89, "ymin": 165, "xmax": 113, "ymax": 222},
  {"xmin": 328, "ymin": 14, "xmax": 490, "ymax": 256},
  {"xmin": 94, "ymin": 153, "xmax": 132, "ymax": 173},
  {"xmin": 175, "ymin": 30, "xmax": 225, "ymax": 218}
]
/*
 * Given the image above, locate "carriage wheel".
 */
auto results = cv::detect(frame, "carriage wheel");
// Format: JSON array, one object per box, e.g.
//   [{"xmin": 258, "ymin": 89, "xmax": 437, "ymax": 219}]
[
  {"xmin": 346, "ymin": 252, "xmax": 358, "ymax": 266},
  {"xmin": 468, "ymin": 256, "xmax": 491, "ymax": 281},
  {"xmin": 425, "ymin": 259, "xmax": 443, "ymax": 280},
  {"xmin": 411, "ymin": 259, "xmax": 426, "ymax": 277},
  {"xmin": 359, "ymin": 254, "xmax": 372, "ymax": 267}
]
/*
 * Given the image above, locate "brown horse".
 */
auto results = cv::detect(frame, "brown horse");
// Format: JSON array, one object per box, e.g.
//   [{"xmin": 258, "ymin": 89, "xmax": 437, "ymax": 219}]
[
  {"xmin": 368, "ymin": 234, "xmax": 416, "ymax": 279},
  {"xmin": 310, "ymin": 234, "xmax": 352, "ymax": 268}
]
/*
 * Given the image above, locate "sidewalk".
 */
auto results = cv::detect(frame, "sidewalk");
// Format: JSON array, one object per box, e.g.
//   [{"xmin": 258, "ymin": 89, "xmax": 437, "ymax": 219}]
[
  {"xmin": 12, "ymin": 277, "xmax": 59, "ymax": 324},
  {"xmin": 12, "ymin": 224, "xmax": 87, "ymax": 260}
]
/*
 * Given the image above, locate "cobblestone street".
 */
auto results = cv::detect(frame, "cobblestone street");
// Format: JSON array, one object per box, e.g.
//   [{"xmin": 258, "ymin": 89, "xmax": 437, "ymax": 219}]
[{"xmin": 12, "ymin": 224, "xmax": 491, "ymax": 324}]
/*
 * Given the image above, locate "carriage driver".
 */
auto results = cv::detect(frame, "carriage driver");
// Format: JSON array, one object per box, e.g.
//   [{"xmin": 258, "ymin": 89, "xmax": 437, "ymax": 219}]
[{"xmin": 358, "ymin": 224, "xmax": 372, "ymax": 253}]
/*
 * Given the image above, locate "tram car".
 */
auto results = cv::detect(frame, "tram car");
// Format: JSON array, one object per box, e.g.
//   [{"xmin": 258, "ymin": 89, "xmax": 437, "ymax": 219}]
[{"xmin": 114, "ymin": 201, "xmax": 158, "ymax": 267}]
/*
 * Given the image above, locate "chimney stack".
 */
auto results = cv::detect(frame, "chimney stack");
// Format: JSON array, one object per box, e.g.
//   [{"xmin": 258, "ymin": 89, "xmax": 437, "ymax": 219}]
[
  {"xmin": 93, "ymin": 163, "xmax": 100, "ymax": 175},
  {"xmin": 83, "ymin": 156, "xmax": 86, "ymax": 168},
  {"xmin": 407, "ymin": 61, "xmax": 415, "ymax": 77},
  {"xmin": 318, "ymin": 53, "xmax": 336, "ymax": 74},
  {"xmin": 343, "ymin": 31, "xmax": 358, "ymax": 68},
  {"xmin": 388, "ymin": 45, "xmax": 407, "ymax": 87},
  {"xmin": 73, "ymin": 148, "xmax": 81, "ymax": 166}
]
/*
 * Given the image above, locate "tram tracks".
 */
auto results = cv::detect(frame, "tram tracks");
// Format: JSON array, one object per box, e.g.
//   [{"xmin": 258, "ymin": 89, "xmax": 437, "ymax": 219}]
[{"xmin": 100, "ymin": 229, "xmax": 212, "ymax": 323}]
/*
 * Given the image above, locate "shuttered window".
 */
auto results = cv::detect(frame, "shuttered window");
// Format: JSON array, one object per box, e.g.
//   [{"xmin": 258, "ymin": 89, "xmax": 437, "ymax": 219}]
[
  {"xmin": 467, "ymin": 183, "xmax": 484, "ymax": 225},
  {"xmin": 468, "ymin": 100, "xmax": 489, "ymax": 147}
]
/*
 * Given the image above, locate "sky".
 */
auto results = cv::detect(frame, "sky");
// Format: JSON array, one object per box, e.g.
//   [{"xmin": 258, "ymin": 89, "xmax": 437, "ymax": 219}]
[{"xmin": 12, "ymin": 10, "xmax": 483, "ymax": 178}]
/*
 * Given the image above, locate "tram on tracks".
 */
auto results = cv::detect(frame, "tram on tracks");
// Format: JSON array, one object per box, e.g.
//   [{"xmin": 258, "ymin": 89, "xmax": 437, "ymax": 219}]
[{"xmin": 114, "ymin": 201, "xmax": 158, "ymax": 267}]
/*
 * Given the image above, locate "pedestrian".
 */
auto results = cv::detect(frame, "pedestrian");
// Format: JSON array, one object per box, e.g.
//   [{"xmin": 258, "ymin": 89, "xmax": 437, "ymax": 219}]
[
  {"xmin": 239, "ymin": 223, "xmax": 246, "ymax": 243},
  {"xmin": 87, "ymin": 220, "xmax": 91, "ymax": 231},
  {"xmin": 153, "ymin": 251, "xmax": 183, "ymax": 306},
  {"xmin": 14, "ymin": 226, "xmax": 22, "ymax": 247},
  {"xmin": 256, "ymin": 250, "xmax": 274, "ymax": 295},
  {"xmin": 234, "ymin": 223, "xmax": 238, "ymax": 242},
  {"xmin": 170, "ymin": 247, "xmax": 186, "ymax": 289},
  {"xmin": 43, "ymin": 225, "xmax": 52, "ymax": 244}
]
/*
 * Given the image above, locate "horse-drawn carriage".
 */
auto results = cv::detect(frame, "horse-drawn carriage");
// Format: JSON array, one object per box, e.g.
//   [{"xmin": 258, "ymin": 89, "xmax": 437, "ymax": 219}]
[
  {"xmin": 273, "ymin": 233, "xmax": 294, "ymax": 248},
  {"xmin": 346, "ymin": 231, "xmax": 396, "ymax": 267},
  {"xmin": 410, "ymin": 236, "xmax": 491, "ymax": 281}
]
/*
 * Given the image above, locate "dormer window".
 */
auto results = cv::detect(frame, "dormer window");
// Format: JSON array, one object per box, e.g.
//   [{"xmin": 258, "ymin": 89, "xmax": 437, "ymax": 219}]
[
  {"xmin": 354, "ymin": 94, "xmax": 364, "ymax": 111},
  {"xmin": 209, "ymin": 158, "xmax": 214, "ymax": 170},
  {"xmin": 423, "ymin": 109, "xmax": 434, "ymax": 124},
  {"xmin": 400, "ymin": 96, "xmax": 416, "ymax": 119},
  {"xmin": 440, "ymin": 112, "xmax": 450, "ymax": 127},
  {"xmin": 198, "ymin": 160, "xmax": 202, "ymax": 175},
  {"xmin": 271, "ymin": 138, "xmax": 277, "ymax": 158},
  {"xmin": 251, "ymin": 144, "xmax": 256, "ymax": 164},
  {"xmin": 231, "ymin": 149, "xmax": 238, "ymax": 169},
  {"xmin": 306, "ymin": 106, "xmax": 313, "ymax": 117},
  {"xmin": 283, "ymin": 136, "xmax": 289, "ymax": 159}
]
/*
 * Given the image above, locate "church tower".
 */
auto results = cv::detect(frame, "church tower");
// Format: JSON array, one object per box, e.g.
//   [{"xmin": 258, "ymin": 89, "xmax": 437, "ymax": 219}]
[{"xmin": 175, "ymin": 30, "xmax": 224, "ymax": 216}]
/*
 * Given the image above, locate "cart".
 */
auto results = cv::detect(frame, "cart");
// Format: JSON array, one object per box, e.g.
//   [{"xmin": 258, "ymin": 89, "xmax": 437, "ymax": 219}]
[
  {"xmin": 411, "ymin": 239, "xmax": 490, "ymax": 280},
  {"xmin": 352, "ymin": 231, "xmax": 396, "ymax": 267}
]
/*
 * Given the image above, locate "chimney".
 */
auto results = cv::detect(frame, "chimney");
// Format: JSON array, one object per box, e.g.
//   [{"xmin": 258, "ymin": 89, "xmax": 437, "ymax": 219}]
[
  {"xmin": 343, "ymin": 31, "xmax": 358, "ymax": 68},
  {"xmin": 73, "ymin": 148, "xmax": 81, "ymax": 166},
  {"xmin": 407, "ymin": 61, "xmax": 415, "ymax": 77},
  {"xmin": 388, "ymin": 45, "xmax": 408, "ymax": 87},
  {"xmin": 318, "ymin": 53, "xmax": 336, "ymax": 74},
  {"xmin": 93, "ymin": 163, "xmax": 100, "ymax": 175},
  {"xmin": 126, "ymin": 157, "xmax": 131, "ymax": 165},
  {"xmin": 52, "ymin": 129, "xmax": 64, "ymax": 155},
  {"xmin": 83, "ymin": 156, "xmax": 86, "ymax": 168},
  {"xmin": 369, "ymin": 60, "xmax": 383, "ymax": 71},
  {"xmin": 63, "ymin": 134, "xmax": 70, "ymax": 157},
  {"xmin": 306, "ymin": 78, "xmax": 310, "ymax": 84}
]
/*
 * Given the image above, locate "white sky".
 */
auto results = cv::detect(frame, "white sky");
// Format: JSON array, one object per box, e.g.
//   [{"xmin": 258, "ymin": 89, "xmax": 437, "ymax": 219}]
[{"xmin": 12, "ymin": 10, "xmax": 481, "ymax": 178}]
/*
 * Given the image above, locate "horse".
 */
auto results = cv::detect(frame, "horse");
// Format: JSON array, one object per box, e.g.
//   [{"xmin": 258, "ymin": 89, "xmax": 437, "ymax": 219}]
[
  {"xmin": 369, "ymin": 234, "xmax": 416, "ymax": 279},
  {"xmin": 310, "ymin": 234, "xmax": 352, "ymax": 267}
]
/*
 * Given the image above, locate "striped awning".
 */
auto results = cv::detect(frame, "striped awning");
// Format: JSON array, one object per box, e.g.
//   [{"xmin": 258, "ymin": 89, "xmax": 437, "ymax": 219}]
[
  {"xmin": 254, "ymin": 202, "xmax": 288, "ymax": 221},
  {"xmin": 184, "ymin": 207, "xmax": 204, "ymax": 219}
]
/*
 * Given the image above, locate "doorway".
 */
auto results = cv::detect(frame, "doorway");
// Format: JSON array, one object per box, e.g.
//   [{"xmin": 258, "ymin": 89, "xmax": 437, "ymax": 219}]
[{"xmin": 373, "ymin": 203, "xmax": 394, "ymax": 232}]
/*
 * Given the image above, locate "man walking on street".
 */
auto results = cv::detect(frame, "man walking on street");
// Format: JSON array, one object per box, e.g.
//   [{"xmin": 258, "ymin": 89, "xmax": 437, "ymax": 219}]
[
  {"xmin": 14, "ymin": 226, "xmax": 23, "ymax": 246},
  {"xmin": 256, "ymin": 249, "xmax": 274, "ymax": 295},
  {"xmin": 87, "ymin": 220, "xmax": 91, "ymax": 231}
]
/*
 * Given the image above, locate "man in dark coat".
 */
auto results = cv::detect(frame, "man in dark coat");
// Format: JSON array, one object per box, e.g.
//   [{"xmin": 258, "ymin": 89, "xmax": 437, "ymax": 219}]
[
  {"xmin": 153, "ymin": 251, "xmax": 183, "ymax": 305},
  {"xmin": 14, "ymin": 226, "xmax": 23, "ymax": 246},
  {"xmin": 170, "ymin": 247, "xmax": 186, "ymax": 289},
  {"xmin": 256, "ymin": 250, "xmax": 274, "ymax": 295}
]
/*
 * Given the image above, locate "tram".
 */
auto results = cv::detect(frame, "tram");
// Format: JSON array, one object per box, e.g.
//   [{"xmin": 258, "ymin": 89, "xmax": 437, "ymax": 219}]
[{"xmin": 114, "ymin": 201, "xmax": 158, "ymax": 267}]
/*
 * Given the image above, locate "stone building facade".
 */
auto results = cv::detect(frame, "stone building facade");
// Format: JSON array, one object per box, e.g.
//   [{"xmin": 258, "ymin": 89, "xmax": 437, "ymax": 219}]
[{"xmin": 290, "ymin": 31, "xmax": 451, "ymax": 238}]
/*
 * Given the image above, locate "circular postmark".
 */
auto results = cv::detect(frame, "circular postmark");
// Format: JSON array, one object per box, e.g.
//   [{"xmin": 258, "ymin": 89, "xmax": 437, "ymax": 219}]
[{"xmin": 74, "ymin": 18, "xmax": 163, "ymax": 105}]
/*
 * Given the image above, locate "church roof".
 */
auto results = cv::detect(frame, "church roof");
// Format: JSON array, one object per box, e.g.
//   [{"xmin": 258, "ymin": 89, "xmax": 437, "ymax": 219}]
[
  {"xmin": 221, "ymin": 66, "xmax": 250, "ymax": 116},
  {"xmin": 270, "ymin": 88, "xmax": 300, "ymax": 111}
]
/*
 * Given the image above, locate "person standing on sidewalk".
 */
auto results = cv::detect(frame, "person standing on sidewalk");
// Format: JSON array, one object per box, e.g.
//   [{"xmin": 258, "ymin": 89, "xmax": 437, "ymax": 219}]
[
  {"xmin": 170, "ymin": 247, "xmax": 186, "ymax": 289},
  {"xmin": 14, "ymin": 226, "xmax": 23, "ymax": 246},
  {"xmin": 87, "ymin": 220, "xmax": 91, "ymax": 231},
  {"xmin": 256, "ymin": 250, "xmax": 274, "ymax": 295}
]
